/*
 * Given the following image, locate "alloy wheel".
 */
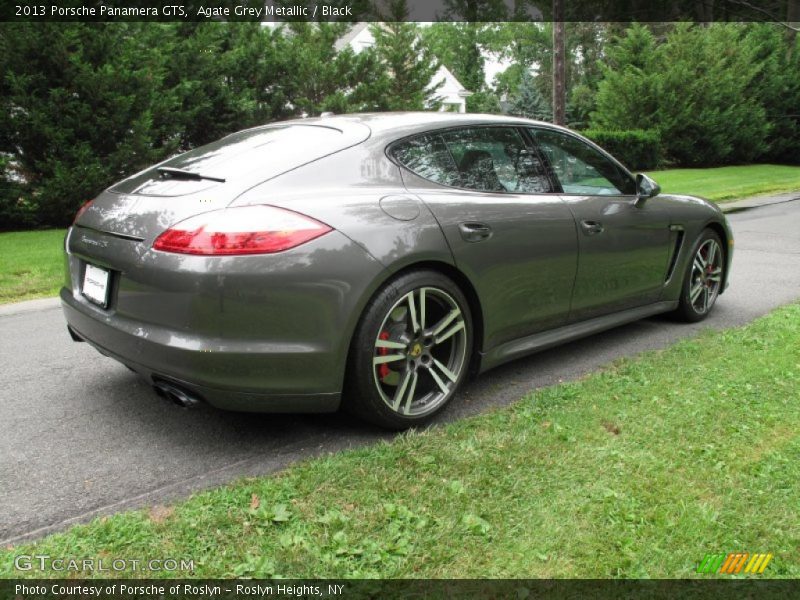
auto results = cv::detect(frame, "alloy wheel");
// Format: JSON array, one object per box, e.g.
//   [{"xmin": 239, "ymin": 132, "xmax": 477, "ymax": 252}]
[
  {"xmin": 372, "ymin": 286, "xmax": 468, "ymax": 417},
  {"xmin": 689, "ymin": 238, "xmax": 723, "ymax": 314}
]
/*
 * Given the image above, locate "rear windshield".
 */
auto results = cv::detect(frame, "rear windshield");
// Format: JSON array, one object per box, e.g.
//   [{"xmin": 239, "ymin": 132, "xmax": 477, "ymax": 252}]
[{"xmin": 110, "ymin": 124, "xmax": 351, "ymax": 196}]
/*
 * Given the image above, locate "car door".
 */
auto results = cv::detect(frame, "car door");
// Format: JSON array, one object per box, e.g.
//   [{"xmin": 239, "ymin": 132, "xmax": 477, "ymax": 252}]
[
  {"xmin": 392, "ymin": 125, "xmax": 578, "ymax": 351},
  {"xmin": 529, "ymin": 127, "xmax": 672, "ymax": 322}
]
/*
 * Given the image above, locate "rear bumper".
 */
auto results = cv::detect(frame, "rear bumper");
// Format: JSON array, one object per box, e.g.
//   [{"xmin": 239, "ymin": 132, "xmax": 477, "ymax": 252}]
[
  {"xmin": 61, "ymin": 226, "xmax": 386, "ymax": 413},
  {"xmin": 62, "ymin": 291, "xmax": 341, "ymax": 412}
]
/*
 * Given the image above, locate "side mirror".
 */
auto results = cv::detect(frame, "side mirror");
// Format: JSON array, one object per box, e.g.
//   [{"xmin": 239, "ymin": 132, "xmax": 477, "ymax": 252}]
[{"xmin": 635, "ymin": 173, "xmax": 661, "ymax": 207}]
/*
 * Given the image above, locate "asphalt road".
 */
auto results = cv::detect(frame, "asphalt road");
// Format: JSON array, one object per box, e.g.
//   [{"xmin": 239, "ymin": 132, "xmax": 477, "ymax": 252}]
[{"xmin": 2, "ymin": 199, "xmax": 799, "ymax": 545}]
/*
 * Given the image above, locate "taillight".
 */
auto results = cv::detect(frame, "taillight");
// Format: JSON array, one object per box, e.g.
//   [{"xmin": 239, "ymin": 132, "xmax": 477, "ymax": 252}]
[
  {"xmin": 73, "ymin": 199, "xmax": 94, "ymax": 224},
  {"xmin": 152, "ymin": 205, "xmax": 332, "ymax": 256}
]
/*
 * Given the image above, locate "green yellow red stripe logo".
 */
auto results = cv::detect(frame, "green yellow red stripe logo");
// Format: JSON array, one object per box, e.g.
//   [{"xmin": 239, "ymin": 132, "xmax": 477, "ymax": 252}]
[{"xmin": 697, "ymin": 552, "xmax": 773, "ymax": 574}]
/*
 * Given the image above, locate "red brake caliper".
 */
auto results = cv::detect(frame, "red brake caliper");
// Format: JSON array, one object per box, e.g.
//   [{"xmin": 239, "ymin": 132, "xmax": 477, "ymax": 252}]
[{"xmin": 378, "ymin": 331, "xmax": 391, "ymax": 380}]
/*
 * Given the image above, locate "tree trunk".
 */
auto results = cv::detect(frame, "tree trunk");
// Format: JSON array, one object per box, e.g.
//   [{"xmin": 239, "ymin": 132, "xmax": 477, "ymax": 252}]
[
  {"xmin": 695, "ymin": 0, "xmax": 714, "ymax": 26},
  {"xmin": 788, "ymin": 0, "xmax": 799, "ymax": 61},
  {"xmin": 552, "ymin": 0, "xmax": 566, "ymax": 126}
]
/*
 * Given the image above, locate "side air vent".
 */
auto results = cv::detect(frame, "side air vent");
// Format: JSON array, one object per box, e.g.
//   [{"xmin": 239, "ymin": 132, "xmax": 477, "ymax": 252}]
[{"xmin": 665, "ymin": 230, "xmax": 685, "ymax": 283}]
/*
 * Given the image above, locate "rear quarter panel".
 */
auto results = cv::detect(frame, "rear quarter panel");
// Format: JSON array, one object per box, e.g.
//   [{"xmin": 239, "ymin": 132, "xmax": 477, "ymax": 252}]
[{"xmin": 231, "ymin": 141, "xmax": 460, "ymax": 357}]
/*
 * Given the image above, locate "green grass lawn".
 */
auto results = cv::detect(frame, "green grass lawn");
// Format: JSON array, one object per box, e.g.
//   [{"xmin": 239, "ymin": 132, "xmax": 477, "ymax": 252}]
[
  {"xmin": 0, "ymin": 229, "xmax": 65, "ymax": 303},
  {"xmin": 2, "ymin": 303, "xmax": 798, "ymax": 579},
  {"xmin": 652, "ymin": 164, "xmax": 800, "ymax": 202}
]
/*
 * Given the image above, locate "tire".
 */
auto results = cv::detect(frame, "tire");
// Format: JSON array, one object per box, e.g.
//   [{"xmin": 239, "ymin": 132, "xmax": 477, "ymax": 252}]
[
  {"xmin": 673, "ymin": 228, "xmax": 725, "ymax": 323},
  {"xmin": 344, "ymin": 270, "xmax": 473, "ymax": 430}
]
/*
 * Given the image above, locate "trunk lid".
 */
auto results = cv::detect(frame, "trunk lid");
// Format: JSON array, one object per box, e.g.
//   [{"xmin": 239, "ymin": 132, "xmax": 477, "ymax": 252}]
[{"xmin": 76, "ymin": 121, "xmax": 370, "ymax": 241}]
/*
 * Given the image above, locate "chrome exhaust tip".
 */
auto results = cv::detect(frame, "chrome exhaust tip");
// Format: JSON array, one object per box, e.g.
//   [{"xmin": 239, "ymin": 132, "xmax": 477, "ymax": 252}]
[{"xmin": 153, "ymin": 381, "xmax": 201, "ymax": 408}]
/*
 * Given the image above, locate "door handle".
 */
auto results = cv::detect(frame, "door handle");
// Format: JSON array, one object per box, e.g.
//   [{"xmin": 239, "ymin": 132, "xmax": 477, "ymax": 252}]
[
  {"xmin": 458, "ymin": 222, "xmax": 492, "ymax": 243},
  {"xmin": 580, "ymin": 220, "xmax": 604, "ymax": 235}
]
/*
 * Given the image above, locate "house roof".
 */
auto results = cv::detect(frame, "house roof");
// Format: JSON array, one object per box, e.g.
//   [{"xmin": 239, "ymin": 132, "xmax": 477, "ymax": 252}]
[
  {"xmin": 430, "ymin": 65, "xmax": 472, "ymax": 97},
  {"xmin": 333, "ymin": 22, "xmax": 370, "ymax": 52}
]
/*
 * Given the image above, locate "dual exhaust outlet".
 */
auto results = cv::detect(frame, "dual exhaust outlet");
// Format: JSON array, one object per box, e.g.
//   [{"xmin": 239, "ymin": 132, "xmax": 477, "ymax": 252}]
[
  {"xmin": 153, "ymin": 380, "xmax": 201, "ymax": 408},
  {"xmin": 68, "ymin": 326, "xmax": 202, "ymax": 409}
]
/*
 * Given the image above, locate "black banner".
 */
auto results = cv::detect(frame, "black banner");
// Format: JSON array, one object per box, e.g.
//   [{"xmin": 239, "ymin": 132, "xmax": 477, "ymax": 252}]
[
  {"xmin": 0, "ymin": 0, "xmax": 796, "ymax": 22},
  {"xmin": 2, "ymin": 579, "xmax": 800, "ymax": 600}
]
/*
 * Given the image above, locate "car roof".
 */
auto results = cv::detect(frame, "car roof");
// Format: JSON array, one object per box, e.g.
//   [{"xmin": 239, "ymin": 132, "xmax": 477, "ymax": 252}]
[{"xmin": 242, "ymin": 112, "xmax": 567, "ymax": 142}]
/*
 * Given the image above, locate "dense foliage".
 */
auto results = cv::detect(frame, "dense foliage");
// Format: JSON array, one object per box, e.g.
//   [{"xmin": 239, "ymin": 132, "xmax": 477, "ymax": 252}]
[
  {"xmin": 0, "ymin": 21, "xmax": 433, "ymax": 229},
  {"xmin": 507, "ymin": 69, "xmax": 552, "ymax": 122},
  {"xmin": 421, "ymin": 22, "xmax": 502, "ymax": 113},
  {"xmin": 592, "ymin": 23, "xmax": 782, "ymax": 167},
  {"xmin": 369, "ymin": 1, "xmax": 441, "ymax": 111},
  {"xmin": 1, "ymin": 21, "xmax": 798, "ymax": 229},
  {"xmin": 497, "ymin": 22, "xmax": 798, "ymax": 169},
  {"xmin": 582, "ymin": 129, "xmax": 661, "ymax": 170}
]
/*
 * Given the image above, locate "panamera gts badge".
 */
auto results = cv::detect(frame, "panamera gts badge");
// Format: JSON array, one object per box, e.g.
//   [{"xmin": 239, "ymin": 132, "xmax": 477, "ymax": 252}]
[{"xmin": 81, "ymin": 236, "xmax": 108, "ymax": 248}]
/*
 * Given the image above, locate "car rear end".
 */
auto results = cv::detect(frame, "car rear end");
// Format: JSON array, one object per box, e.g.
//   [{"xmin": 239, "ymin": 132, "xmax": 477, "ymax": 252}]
[{"xmin": 62, "ymin": 120, "xmax": 384, "ymax": 412}]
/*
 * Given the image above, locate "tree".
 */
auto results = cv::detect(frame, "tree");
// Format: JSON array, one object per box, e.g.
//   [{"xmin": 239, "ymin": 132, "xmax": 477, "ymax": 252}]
[
  {"xmin": 508, "ymin": 69, "xmax": 552, "ymax": 121},
  {"xmin": 592, "ymin": 23, "xmax": 771, "ymax": 166},
  {"xmin": 487, "ymin": 22, "xmax": 608, "ymax": 124},
  {"xmin": 743, "ymin": 23, "xmax": 800, "ymax": 163},
  {"xmin": 0, "ymin": 23, "xmax": 178, "ymax": 227},
  {"xmin": 653, "ymin": 23, "xmax": 768, "ymax": 165},
  {"xmin": 161, "ymin": 23, "xmax": 282, "ymax": 150},
  {"xmin": 421, "ymin": 22, "xmax": 502, "ymax": 112},
  {"xmin": 788, "ymin": 0, "xmax": 800, "ymax": 58},
  {"xmin": 591, "ymin": 24, "xmax": 661, "ymax": 130},
  {"xmin": 552, "ymin": 0, "xmax": 566, "ymax": 125},
  {"xmin": 370, "ymin": 1, "xmax": 440, "ymax": 110},
  {"xmin": 0, "ymin": 21, "xmax": 398, "ymax": 229},
  {"xmin": 484, "ymin": 22, "xmax": 552, "ymax": 99},
  {"xmin": 423, "ymin": 23, "xmax": 484, "ymax": 92},
  {"xmin": 563, "ymin": 22, "xmax": 609, "ymax": 128},
  {"xmin": 277, "ymin": 22, "xmax": 387, "ymax": 116}
]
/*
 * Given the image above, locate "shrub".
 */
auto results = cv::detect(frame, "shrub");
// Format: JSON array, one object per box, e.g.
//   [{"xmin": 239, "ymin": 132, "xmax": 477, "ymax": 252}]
[
  {"xmin": 590, "ymin": 23, "xmax": 770, "ymax": 167},
  {"xmin": 582, "ymin": 129, "xmax": 661, "ymax": 171},
  {"xmin": 0, "ymin": 22, "xmax": 396, "ymax": 230}
]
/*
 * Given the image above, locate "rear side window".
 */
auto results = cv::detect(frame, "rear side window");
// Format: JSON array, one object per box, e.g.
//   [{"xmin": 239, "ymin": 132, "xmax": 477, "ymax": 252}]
[
  {"xmin": 111, "ymin": 124, "xmax": 360, "ymax": 197},
  {"xmin": 391, "ymin": 134, "xmax": 461, "ymax": 187},
  {"xmin": 394, "ymin": 127, "xmax": 552, "ymax": 194}
]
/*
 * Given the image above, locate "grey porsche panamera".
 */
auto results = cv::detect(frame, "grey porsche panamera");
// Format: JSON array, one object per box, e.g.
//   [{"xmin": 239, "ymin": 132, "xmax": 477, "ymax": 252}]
[{"xmin": 63, "ymin": 112, "xmax": 733, "ymax": 429}]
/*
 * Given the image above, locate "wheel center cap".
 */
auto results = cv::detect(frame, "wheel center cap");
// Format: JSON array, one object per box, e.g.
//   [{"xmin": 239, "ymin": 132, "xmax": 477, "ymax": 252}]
[{"xmin": 409, "ymin": 343, "xmax": 423, "ymax": 358}]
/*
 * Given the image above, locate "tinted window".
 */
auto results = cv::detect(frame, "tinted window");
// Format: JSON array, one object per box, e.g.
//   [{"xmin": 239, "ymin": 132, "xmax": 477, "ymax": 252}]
[
  {"xmin": 531, "ymin": 128, "xmax": 635, "ymax": 196},
  {"xmin": 441, "ymin": 127, "xmax": 551, "ymax": 193},
  {"xmin": 111, "ymin": 124, "xmax": 363, "ymax": 197},
  {"xmin": 393, "ymin": 127, "xmax": 552, "ymax": 194},
  {"xmin": 391, "ymin": 133, "xmax": 460, "ymax": 187}
]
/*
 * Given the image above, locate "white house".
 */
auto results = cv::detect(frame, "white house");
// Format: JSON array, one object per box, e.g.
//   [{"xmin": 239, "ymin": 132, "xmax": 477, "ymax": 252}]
[{"xmin": 334, "ymin": 23, "xmax": 473, "ymax": 113}]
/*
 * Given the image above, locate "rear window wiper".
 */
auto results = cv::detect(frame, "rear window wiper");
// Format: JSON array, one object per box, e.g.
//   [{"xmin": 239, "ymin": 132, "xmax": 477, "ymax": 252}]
[{"xmin": 157, "ymin": 167, "xmax": 226, "ymax": 183}]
